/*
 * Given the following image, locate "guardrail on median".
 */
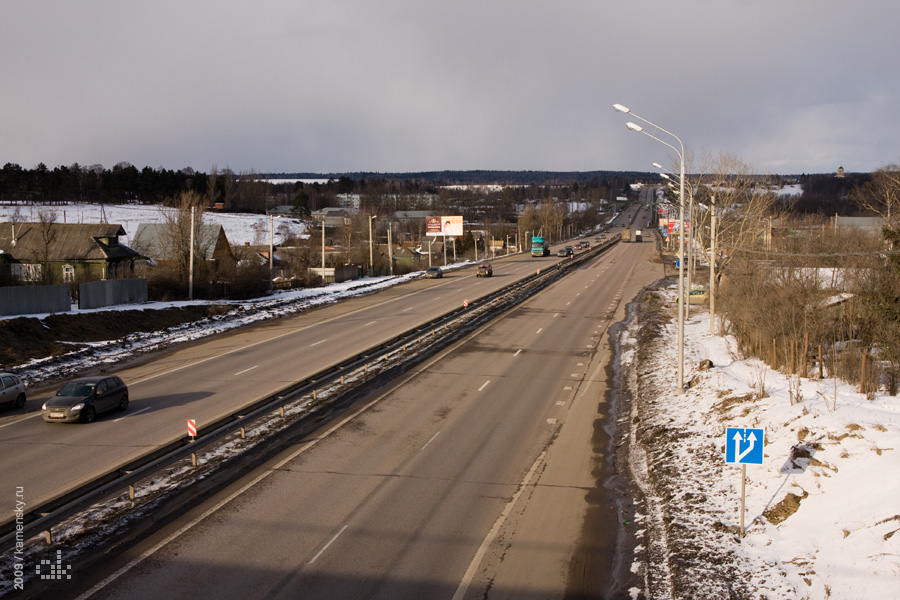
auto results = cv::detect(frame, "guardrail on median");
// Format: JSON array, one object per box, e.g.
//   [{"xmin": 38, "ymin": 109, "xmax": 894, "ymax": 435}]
[{"xmin": 0, "ymin": 235, "xmax": 619, "ymax": 549}]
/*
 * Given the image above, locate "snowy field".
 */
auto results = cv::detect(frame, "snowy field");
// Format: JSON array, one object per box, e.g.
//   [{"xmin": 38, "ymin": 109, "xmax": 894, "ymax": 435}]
[
  {"xmin": 621, "ymin": 284, "xmax": 899, "ymax": 599},
  {"xmin": 0, "ymin": 202, "xmax": 307, "ymax": 248}
]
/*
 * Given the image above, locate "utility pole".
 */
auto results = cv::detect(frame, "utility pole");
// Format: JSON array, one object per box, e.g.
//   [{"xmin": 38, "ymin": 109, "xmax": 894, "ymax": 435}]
[
  {"xmin": 368, "ymin": 215, "xmax": 375, "ymax": 276},
  {"xmin": 388, "ymin": 225, "xmax": 393, "ymax": 275},
  {"xmin": 189, "ymin": 206, "xmax": 195, "ymax": 300},
  {"xmin": 709, "ymin": 195, "xmax": 717, "ymax": 334},
  {"xmin": 269, "ymin": 213, "xmax": 275, "ymax": 273}
]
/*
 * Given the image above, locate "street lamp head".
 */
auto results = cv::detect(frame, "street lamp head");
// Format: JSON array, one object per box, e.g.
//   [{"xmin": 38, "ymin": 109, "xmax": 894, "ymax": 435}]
[
  {"xmin": 613, "ymin": 103, "xmax": 631, "ymax": 114},
  {"xmin": 652, "ymin": 162, "xmax": 663, "ymax": 169},
  {"xmin": 660, "ymin": 172, "xmax": 672, "ymax": 181},
  {"xmin": 625, "ymin": 122, "xmax": 643, "ymax": 132}
]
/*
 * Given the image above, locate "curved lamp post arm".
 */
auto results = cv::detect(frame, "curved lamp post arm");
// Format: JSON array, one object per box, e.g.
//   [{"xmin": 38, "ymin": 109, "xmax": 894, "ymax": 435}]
[
  {"xmin": 616, "ymin": 104, "xmax": 685, "ymax": 160},
  {"xmin": 615, "ymin": 103, "xmax": 687, "ymax": 393}
]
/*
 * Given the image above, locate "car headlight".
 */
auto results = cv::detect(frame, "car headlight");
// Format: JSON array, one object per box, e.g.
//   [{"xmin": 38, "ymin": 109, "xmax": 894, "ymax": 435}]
[
  {"xmin": 70, "ymin": 403, "xmax": 84, "ymax": 411},
  {"xmin": 42, "ymin": 402, "xmax": 47, "ymax": 411}
]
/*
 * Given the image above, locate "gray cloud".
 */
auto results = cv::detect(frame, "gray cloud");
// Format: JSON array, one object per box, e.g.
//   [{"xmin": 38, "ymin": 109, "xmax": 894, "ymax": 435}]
[{"xmin": 2, "ymin": 1, "xmax": 897, "ymax": 175}]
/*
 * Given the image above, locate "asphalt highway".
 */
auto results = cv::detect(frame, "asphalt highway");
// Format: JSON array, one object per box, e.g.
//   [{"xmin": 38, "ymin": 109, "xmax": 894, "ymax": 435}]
[
  {"xmin": 0, "ymin": 220, "xmax": 637, "ymax": 516},
  {"xmin": 60, "ymin": 207, "xmax": 663, "ymax": 599}
]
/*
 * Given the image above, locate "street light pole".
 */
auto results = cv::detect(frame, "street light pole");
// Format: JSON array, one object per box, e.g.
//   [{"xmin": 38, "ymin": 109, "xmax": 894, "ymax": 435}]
[
  {"xmin": 615, "ymin": 103, "xmax": 686, "ymax": 392},
  {"xmin": 709, "ymin": 194, "xmax": 717, "ymax": 334},
  {"xmin": 662, "ymin": 172, "xmax": 695, "ymax": 320},
  {"xmin": 369, "ymin": 215, "xmax": 375, "ymax": 276}
]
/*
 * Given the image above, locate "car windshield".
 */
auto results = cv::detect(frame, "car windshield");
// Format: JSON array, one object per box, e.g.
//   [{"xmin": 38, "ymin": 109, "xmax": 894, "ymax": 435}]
[{"xmin": 58, "ymin": 382, "xmax": 95, "ymax": 397}]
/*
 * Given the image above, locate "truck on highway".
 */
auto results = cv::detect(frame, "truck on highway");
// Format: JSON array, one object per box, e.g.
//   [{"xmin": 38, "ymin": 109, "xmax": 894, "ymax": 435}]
[
  {"xmin": 531, "ymin": 236, "xmax": 550, "ymax": 256},
  {"xmin": 634, "ymin": 229, "xmax": 643, "ymax": 242},
  {"xmin": 621, "ymin": 229, "xmax": 632, "ymax": 243}
]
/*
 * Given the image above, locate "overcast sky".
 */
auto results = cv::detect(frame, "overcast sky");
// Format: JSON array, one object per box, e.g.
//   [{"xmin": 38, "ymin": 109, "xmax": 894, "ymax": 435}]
[{"xmin": 2, "ymin": 1, "xmax": 898, "ymax": 176}]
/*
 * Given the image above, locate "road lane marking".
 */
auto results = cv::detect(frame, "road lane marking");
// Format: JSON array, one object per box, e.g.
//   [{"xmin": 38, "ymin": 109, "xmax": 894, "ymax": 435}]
[
  {"xmin": 422, "ymin": 431, "xmax": 441, "ymax": 450},
  {"xmin": 126, "ymin": 280, "xmax": 443, "ymax": 387},
  {"xmin": 452, "ymin": 451, "xmax": 546, "ymax": 600},
  {"xmin": 308, "ymin": 524, "xmax": 349, "ymax": 565},
  {"xmin": 113, "ymin": 407, "xmax": 151, "ymax": 421},
  {"xmin": 402, "ymin": 307, "xmax": 413, "ymax": 312},
  {"xmin": 234, "ymin": 366, "xmax": 258, "ymax": 376},
  {"xmin": 0, "ymin": 413, "xmax": 39, "ymax": 430},
  {"xmin": 74, "ymin": 382, "xmax": 397, "ymax": 599},
  {"xmin": 535, "ymin": 328, "xmax": 543, "ymax": 334},
  {"xmin": 513, "ymin": 349, "xmax": 522, "ymax": 357},
  {"xmin": 310, "ymin": 339, "xmax": 327, "ymax": 347},
  {"xmin": 553, "ymin": 312, "xmax": 559, "ymax": 317},
  {"xmin": 478, "ymin": 380, "xmax": 490, "ymax": 392},
  {"xmin": 364, "ymin": 321, "xmax": 377, "ymax": 327}
]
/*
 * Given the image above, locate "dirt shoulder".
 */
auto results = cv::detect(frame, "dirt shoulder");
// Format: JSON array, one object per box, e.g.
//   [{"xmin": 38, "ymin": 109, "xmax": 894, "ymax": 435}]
[{"xmin": 0, "ymin": 306, "xmax": 217, "ymax": 370}]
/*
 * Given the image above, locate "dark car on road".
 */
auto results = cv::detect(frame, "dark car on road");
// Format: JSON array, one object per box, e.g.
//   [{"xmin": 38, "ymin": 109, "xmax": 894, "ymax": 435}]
[
  {"xmin": 558, "ymin": 245, "xmax": 574, "ymax": 257},
  {"xmin": 42, "ymin": 376, "xmax": 129, "ymax": 423},
  {"xmin": 476, "ymin": 262, "xmax": 493, "ymax": 277},
  {"xmin": 0, "ymin": 373, "xmax": 26, "ymax": 410},
  {"xmin": 424, "ymin": 266, "xmax": 443, "ymax": 279}
]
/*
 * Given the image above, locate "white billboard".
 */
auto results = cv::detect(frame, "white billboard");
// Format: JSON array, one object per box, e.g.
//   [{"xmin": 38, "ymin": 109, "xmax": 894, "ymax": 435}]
[{"xmin": 426, "ymin": 215, "xmax": 463, "ymax": 237}]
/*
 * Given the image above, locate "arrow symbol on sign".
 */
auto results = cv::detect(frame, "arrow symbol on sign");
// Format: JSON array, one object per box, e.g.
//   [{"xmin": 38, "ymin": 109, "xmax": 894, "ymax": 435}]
[{"xmin": 733, "ymin": 430, "xmax": 757, "ymax": 463}]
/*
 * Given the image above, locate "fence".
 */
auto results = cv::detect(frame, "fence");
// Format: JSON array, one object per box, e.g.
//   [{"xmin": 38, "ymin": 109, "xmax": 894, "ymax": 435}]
[
  {"xmin": 308, "ymin": 265, "xmax": 360, "ymax": 284},
  {"xmin": 78, "ymin": 278, "xmax": 148, "ymax": 310},
  {"xmin": 0, "ymin": 284, "xmax": 71, "ymax": 317},
  {"xmin": 755, "ymin": 335, "xmax": 895, "ymax": 398}
]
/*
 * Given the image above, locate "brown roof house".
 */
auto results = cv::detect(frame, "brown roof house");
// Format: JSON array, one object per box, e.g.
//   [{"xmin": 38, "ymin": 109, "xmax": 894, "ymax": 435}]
[
  {"xmin": 0, "ymin": 222, "xmax": 139, "ymax": 285},
  {"xmin": 130, "ymin": 223, "xmax": 236, "ymax": 272}
]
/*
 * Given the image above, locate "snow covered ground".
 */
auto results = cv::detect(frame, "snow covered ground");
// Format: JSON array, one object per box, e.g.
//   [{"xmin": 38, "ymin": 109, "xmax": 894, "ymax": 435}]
[
  {"xmin": 0, "ymin": 202, "xmax": 306, "ymax": 248},
  {"xmin": 1, "ymin": 271, "xmax": 440, "ymax": 388},
  {"xmin": 620, "ymin": 283, "xmax": 899, "ymax": 600}
]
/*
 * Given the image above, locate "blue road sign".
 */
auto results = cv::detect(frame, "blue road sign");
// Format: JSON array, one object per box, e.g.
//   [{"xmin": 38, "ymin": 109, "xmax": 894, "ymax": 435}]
[{"xmin": 725, "ymin": 427, "xmax": 764, "ymax": 465}]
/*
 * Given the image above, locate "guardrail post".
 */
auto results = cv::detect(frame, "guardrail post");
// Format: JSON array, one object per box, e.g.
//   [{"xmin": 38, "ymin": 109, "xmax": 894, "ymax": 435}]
[
  {"xmin": 240, "ymin": 427, "xmax": 246, "ymax": 440},
  {"xmin": 192, "ymin": 453, "xmax": 197, "ymax": 467},
  {"xmin": 129, "ymin": 485, "xmax": 135, "ymax": 501},
  {"xmin": 45, "ymin": 530, "xmax": 52, "ymax": 545},
  {"xmin": 280, "ymin": 406, "xmax": 285, "ymax": 418},
  {"xmin": 313, "ymin": 389, "xmax": 317, "ymax": 400}
]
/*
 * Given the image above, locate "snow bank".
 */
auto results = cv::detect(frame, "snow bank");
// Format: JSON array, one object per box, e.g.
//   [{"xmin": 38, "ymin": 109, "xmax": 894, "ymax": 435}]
[{"xmin": 621, "ymin": 283, "xmax": 899, "ymax": 600}]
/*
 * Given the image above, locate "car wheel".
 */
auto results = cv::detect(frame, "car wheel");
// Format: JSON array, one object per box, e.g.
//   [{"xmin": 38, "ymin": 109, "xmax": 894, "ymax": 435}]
[
  {"xmin": 82, "ymin": 406, "xmax": 96, "ymax": 423},
  {"xmin": 118, "ymin": 394, "xmax": 129, "ymax": 412},
  {"xmin": 13, "ymin": 394, "xmax": 26, "ymax": 409}
]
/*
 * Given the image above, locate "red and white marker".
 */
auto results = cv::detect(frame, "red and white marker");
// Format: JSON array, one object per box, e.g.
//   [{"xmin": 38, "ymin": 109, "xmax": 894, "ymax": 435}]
[{"xmin": 187, "ymin": 419, "xmax": 197, "ymax": 440}]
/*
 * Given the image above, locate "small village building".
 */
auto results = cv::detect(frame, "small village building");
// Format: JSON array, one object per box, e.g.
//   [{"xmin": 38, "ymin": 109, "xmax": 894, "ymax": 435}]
[
  {"xmin": 0, "ymin": 222, "xmax": 139, "ymax": 284},
  {"xmin": 130, "ymin": 223, "xmax": 236, "ymax": 271}
]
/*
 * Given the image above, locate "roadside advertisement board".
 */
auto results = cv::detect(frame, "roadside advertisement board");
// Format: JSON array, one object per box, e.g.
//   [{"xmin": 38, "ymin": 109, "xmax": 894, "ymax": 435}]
[{"xmin": 426, "ymin": 215, "xmax": 463, "ymax": 237}]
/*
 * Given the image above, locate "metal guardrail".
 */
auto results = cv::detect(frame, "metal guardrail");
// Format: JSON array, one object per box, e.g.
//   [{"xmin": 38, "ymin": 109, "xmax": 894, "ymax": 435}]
[{"xmin": 0, "ymin": 236, "xmax": 618, "ymax": 548}]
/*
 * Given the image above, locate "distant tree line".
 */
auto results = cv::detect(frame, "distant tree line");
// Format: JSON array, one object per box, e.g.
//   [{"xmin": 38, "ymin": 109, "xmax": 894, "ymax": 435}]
[
  {"xmin": 5, "ymin": 160, "xmax": 889, "ymax": 220},
  {"xmin": 0, "ymin": 162, "xmax": 644, "ymax": 215},
  {"xmin": 266, "ymin": 169, "xmax": 652, "ymax": 186}
]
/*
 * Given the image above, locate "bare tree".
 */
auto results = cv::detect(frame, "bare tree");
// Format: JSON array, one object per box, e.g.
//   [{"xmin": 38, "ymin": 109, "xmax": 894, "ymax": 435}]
[
  {"xmin": 159, "ymin": 191, "xmax": 214, "ymax": 284},
  {"xmin": 852, "ymin": 162, "xmax": 900, "ymax": 227},
  {"xmin": 537, "ymin": 196, "xmax": 565, "ymax": 243},
  {"xmin": 206, "ymin": 165, "xmax": 219, "ymax": 208},
  {"xmin": 222, "ymin": 168, "xmax": 236, "ymax": 211},
  {"xmin": 695, "ymin": 152, "xmax": 778, "ymax": 274},
  {"xmin": 33, "ymin": 208, "xmax": 59, "ymax": 284}
]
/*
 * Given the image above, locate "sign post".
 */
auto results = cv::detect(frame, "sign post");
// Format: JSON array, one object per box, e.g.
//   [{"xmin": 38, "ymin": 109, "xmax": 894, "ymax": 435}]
[{"xmin": 725, "ymin": 427, "xmax": 764, "ymax": 536}]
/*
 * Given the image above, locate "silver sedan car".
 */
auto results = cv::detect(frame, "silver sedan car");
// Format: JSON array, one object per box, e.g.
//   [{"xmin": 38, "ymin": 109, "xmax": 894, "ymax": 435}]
[{"xmin": 0, "ymin": 373, "xmax": 26, "ymax": 410}]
